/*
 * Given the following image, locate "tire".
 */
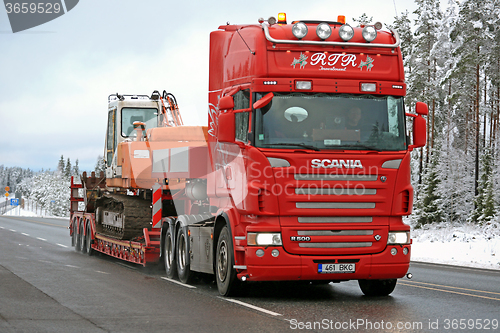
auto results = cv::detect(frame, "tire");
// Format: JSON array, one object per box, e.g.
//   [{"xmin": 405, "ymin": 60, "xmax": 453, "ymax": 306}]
[
  {"xmin": 71, "ymin": 218, "xmax": 77, "ymax": 247},
  {"xmin": 176, "ymin": 227, "xmax": 192, "ymax": 284},
  {"xmin": 164, "ymin": 227, "xmax": 177, "ymax": 279},
  {"xmin": 358, "ymin": 279, "xmax": 397, "ymax": 296},
  {"xmin": 216, "ymin": 226, "xmax": 239, "ymax": 296},
  {"xmin": 85, "ymin": 222, "xmax": 94, "ymax": 256},
  {"xmin": 80, "ymin": 221, "xmax": 87, "ymax": 254},
  {"xmin": 75, "ymin": 219, "xmax": 82, "ymax": 252}
]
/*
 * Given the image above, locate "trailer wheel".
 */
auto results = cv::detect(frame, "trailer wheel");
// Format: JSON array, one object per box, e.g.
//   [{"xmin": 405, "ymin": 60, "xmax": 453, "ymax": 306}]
[
  {"xmin": 216, "ymin": 226, "xmax": 238, "ymax": 296},
  {"xmin": 85, "ymin": 222, "xmax": 94, "ymax": 256},
  {"xmin": 358, "ymin": 279, "xmax": 397, "ymax": 296},
  {"xmin": 176, "ymin": 227, "xmax": 192, "ymax": 284},
  {"xmin": 75, "ymin": 219, "xmax": 82, "ymax": 252},
  {"xmin": 80, "ymin": 220, "xmax": 87, "ymax": 254},
  {"xmin": 71, "ymin": 218, "xmax": 77, "ymax": 247},
  {"xmin": 164, "ymin": 227, "xmax": 177, "ymax": 279}
]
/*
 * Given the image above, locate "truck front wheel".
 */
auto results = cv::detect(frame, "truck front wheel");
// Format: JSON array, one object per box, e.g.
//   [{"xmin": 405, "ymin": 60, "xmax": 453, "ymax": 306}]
[
  {"xmin": 358, "ymin": 279, "xmax": 397, "ymax": 296},
  {"xmin": 216, "ymin": 226, "xmax": 238, "ymax": 296}
]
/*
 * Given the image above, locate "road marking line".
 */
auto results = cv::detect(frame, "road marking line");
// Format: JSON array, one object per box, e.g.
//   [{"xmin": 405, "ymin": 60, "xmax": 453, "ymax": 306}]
[
  {"xmin": 405, "ymin": 280, "xmax": 500, "ymax": 296},
  {"xmin": 65, "ymin": 264, "xmax": 79, "ymax": 268},
  {"xmin": 95, "ymin": 271, "xmax": 110, "ymax": 275},
  {"xmin": 57, "ymin": 243, "xmax": 69, "ymax": 248},
  {"xmin": 2, "ymin": 217, "xmax": 67, "ymax": 228},
  {"xmin": 9, "ymin": 229, "xmax": 16, "ymax": 232},
  {"xmin": 36, "ymin": 237, "xmax": 47, "ymax": 241},
  {"xmin": 21, "ymin": 232, "xmax": 30, "ymax": 236},
  {"xmin": 219, "ymin": 297, "xmax": 282, "ymax": 316},
  {"xmin": 399, "ymin": 282, "xmax": 500, "ymax": 301},
  {"xmin": 160, "ymin": 277, "xmax": 196, "ymax": 289},
  {"xmin": 0, "ymin": 226, "xmax": 4, "ymax": 229}
]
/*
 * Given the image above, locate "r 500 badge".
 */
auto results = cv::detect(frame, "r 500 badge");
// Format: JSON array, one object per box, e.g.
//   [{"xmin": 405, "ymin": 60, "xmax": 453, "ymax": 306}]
[{"xmin": 290, "ymin": 236, "xmax": 311, "ymax": 241}]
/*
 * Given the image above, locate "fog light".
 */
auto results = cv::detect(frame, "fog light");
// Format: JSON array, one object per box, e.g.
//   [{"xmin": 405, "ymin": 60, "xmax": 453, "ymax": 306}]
[
  {"xmin": 256, "ymin": 249, "xmax": 265, "ymax": 257},
  {"xmin": 362, "ymin": 25, "xmax": 377, "ymax": 42},
  {"xmin": 316, "ymin": 22, "xmax": 332, "ymax": 40},
  {"xmin": 403, "ymin": 247, "xmax": 409, "ymax": 255},
  {"xmin": 271, "ymin": 249, "xmax": 280, "ymax": 257},
  {"xmin": 390, "ymin": 248, "xmax": 398, "ymax": 256}
]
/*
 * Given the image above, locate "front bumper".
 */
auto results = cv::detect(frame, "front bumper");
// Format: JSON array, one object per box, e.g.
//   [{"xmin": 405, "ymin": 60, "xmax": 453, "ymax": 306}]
[{"xmin": 237, "ymin": 244, "xmax": 410, "ymax": 281}]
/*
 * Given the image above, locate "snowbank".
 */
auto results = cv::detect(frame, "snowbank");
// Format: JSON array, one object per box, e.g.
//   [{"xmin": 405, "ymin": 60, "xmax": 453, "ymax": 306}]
[{"xmin": 411, "ymin": 221, "xmax": 500, "ymax": 270}]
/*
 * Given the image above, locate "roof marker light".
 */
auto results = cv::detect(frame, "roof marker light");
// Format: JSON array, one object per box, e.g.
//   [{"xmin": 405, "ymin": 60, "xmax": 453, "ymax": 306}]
[
  {"xmin": 292, "ymin": 22, "xmax": 308, "ymax": 39},
  {"xmin": 339, "ymin": 24, "xmax": 354, "ymax": 41},
  {"xmin": 278, "ymin": 13, "xmax": 287, "ymax": 24},
  {"xmin": 337, "ymin": 15, "xmax": 346, "ymax": 24},
  {"xmin": 316, "ymin": 22, "xmax": 332, "ymax": 40}
]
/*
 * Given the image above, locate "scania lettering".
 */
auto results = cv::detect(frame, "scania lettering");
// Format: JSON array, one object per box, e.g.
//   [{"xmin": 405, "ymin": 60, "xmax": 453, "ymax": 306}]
[{"xmin": 311, "ymin": 159, "xmax": 363, "ymax": 169}]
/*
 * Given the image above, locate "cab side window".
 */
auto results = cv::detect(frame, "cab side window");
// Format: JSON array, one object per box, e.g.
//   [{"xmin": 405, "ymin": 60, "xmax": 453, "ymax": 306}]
[{"xmin": 234, "ymin": 89, "xmax": 250, "ymax": 142}]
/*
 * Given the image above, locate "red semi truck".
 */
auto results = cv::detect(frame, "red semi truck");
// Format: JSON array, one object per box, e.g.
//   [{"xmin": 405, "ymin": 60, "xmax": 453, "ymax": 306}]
[{"xmin": 70, "ymin": 14, "xmax": 427, "ymax": 297}]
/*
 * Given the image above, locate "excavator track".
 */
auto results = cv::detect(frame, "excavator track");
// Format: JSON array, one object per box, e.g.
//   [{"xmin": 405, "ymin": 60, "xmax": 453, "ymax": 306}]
[{"xmin": 95, "ymin": 194, "xmax": 151, "ymax": 240}]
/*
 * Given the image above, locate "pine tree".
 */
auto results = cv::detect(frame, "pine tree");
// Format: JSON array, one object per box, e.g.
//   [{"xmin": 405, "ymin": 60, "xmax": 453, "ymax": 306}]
[
  {"xmin": 64, "ymin": 158, "xmax": 72, "ymax": 179},
  {"xmin": 415, "ymin": 149, "xmax": 443, "ymax": 228},
  {"xmin": 95, "ymin": 155, "xmax": 106, "ymax": 175},
  {"xmin": 352, "ymin": 13, "xmax": 373, "ymax": 26},
  {"xmin": 57, "ymin": 155, "xmax": 65, "ymax": 175},
  {"xmin": 73, "ymin": 159, "xmax": 80, "ymax": 177}
]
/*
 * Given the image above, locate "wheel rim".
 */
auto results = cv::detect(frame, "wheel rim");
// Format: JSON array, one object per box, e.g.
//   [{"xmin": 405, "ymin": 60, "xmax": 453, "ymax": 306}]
[
  {"xmin": 217, "ymin": 239, "xmax": 228, "ymax": 282},
  {"xmin": 178, "ymin": 233, "xmax": 186, "ymax": 271},
  {"xmin": 165, "ymin": 234, "xmax": 173, "ymax": 269}
]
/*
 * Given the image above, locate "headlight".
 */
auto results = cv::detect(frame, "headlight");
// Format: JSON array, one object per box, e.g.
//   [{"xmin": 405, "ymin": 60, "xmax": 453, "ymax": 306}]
[
  {"xmin": 292, "ymin": 22, "xmax": 308, "ymax": 39},
  {"xmin": 387, "ymin": 231, "xmax": 410, "ymax": 245},
  {"xmin": 362, "ymin": 25, "xmax": 377, "ymax": 42},
  {"xmin": 316, "ymin": 22, "xmax": 332, "ymax": 40},
  {"xmin": 247, "ymin": 232, "xmax": 282, "ymax": 246},
  {"xmin": 339, "ymin": 24, "xmax": 354, "ymax": 41}
]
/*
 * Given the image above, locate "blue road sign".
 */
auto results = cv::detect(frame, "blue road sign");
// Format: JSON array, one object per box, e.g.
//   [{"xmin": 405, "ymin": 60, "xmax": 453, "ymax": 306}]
[{"xmin": 10, "ymin": 198, "xmax": 19, "ymax": 206}]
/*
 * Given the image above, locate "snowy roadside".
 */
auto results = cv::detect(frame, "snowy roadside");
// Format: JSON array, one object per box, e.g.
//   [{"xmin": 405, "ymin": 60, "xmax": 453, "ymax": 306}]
[
  {"xmin": 2, "ymin": 207, "xmax": 499, "ymax": 271},
  {"xmin": 411, "ymin": 221, "xmax": 500, "ymax": 271}
]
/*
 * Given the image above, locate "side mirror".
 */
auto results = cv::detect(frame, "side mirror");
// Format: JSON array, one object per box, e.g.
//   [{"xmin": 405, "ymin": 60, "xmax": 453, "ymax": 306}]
[
  {"xmin": 218, "ymin": 95, "xmax": 234, "ymax": 111},
  {"xmin": 253, "ymin": 92, "xmax": 274, "ymax": 110},
  {"xmin": 407, "ymin": 102, "xmax": 427, "ymax": 150},
  {"xmin": 415, "ymin": 101, "xmax": 428, "ymax": 115},
  {"xmin": 217, "ymin": 112, "xmax": 235, "ymax": 143}
]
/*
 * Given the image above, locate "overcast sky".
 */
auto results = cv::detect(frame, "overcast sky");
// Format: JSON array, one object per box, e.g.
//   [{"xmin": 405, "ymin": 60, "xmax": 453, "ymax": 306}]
[{"xmin": 0, "ymin": 0, "xmax": 420, "ymax": 172}]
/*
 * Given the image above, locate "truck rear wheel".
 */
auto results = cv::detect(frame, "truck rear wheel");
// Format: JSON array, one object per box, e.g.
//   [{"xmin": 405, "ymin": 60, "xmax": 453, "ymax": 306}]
[
  {"xmin": 164, "ymin": 227, "xmax": 177, "ymax": 279},
  {"xmin": 358, "ymin": 279, "xmax": 397, "ymax": 296},
  {"xmin": 80, "ymin": 220, "xmax": 87, "ymax": 254},
  {"xmin": 85, "ymin": 223, "xmax": 94, "ymax": 256},
  {"xmin": 216, "ymin": 226, "xmax": 238, "ymax": 296},
  {"xmin": 176, "ymin": 227, "xmax": 192, "ymax": 284},
  {"xmin": 75, "ymin": 219, "xmax": 82, "ymax": 252}
]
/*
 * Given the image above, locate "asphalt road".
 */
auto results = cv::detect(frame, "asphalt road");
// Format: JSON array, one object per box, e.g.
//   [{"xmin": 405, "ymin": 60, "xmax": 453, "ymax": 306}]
[{"xmin": 0, "ymin": 215, "xmax": 499, "ymax": 333}]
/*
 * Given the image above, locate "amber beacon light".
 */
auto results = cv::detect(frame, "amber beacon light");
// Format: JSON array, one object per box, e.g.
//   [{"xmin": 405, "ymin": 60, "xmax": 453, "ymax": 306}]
[{"xmin": 278, "ymin": 12, "xmax": 287, "ymax": 24}]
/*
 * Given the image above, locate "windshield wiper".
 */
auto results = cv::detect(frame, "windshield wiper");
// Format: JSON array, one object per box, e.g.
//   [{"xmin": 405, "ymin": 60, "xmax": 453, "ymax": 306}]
[
  {"xmin": 262, "ymin": 143, "xmax": 321, "ymax": 151},
  {"xmin": 332, "ymin": 144, "xmax": 381, "ymax": 152}
]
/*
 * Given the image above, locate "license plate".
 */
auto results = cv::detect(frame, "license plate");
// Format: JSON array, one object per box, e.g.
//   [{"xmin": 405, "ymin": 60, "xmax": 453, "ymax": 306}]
[{"xmin": 318, "ymin": 263, "xmax": 355, "ymax": 274}]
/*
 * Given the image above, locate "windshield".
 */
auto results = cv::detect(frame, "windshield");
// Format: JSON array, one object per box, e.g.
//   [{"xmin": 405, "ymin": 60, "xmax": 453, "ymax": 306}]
[
  {"xmin": 254, "ymin": 93, "xmax": 407, "ymax": 151},
  {"xmin": 121, "ymin": 108, "xmax": 158, "ymax": 137}
]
